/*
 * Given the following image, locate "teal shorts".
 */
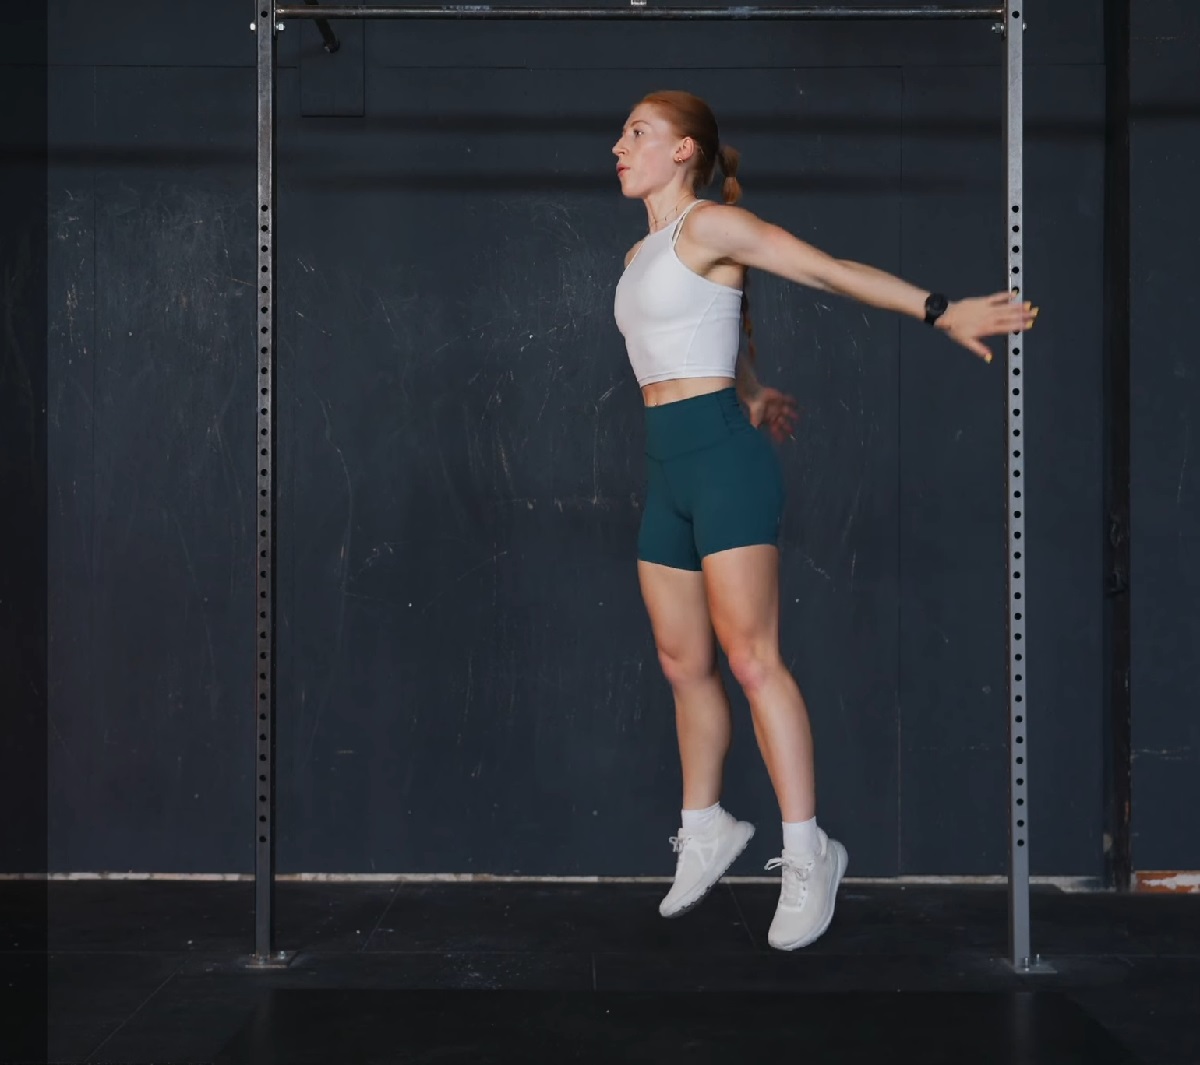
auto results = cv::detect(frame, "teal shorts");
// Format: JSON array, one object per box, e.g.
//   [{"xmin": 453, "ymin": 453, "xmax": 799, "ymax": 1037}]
[{"xmin": 638, "ymin": 387, "xmax": 784, "ymax": 572}]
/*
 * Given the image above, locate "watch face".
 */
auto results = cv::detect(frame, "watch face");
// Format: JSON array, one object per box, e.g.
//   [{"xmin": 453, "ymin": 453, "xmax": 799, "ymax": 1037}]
[{"xmin": 927, "ymin": 294, "xmax": 948, "ymax": 315}]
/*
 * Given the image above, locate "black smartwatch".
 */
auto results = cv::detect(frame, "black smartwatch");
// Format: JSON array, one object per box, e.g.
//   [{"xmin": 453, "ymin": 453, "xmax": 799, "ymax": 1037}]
[{"xmin": 923, "ymin": 292, "xmax": 949, "ymax": 326}]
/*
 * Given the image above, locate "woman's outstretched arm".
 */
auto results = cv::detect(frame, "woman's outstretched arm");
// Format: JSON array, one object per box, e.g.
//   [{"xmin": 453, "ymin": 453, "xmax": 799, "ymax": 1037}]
[{"xmin": 690, "ymin": 205, "xmax": 1038, "ymax": 362}]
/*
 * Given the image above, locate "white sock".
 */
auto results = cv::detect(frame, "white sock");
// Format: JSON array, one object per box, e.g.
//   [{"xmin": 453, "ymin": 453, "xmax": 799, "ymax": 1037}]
[
  {"xmin": 681, "ymin": 802, "xmax": 723, "ymax": 833},
  {"xmin": 782, "ymin": 816, "xmax": 820, "ymax": 855}
]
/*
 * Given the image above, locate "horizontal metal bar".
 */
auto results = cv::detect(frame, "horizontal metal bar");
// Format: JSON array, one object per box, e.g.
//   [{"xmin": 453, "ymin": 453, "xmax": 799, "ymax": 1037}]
[{"xmin": 277, "ymin": 4, "xmax": 1002, "ymax": 21}]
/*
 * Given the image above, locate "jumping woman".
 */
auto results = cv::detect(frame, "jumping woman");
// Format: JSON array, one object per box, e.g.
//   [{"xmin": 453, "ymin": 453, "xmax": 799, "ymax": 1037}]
[{"xmin": 611, "ymin": 90, "xmax": 1037, "ymax": 950}]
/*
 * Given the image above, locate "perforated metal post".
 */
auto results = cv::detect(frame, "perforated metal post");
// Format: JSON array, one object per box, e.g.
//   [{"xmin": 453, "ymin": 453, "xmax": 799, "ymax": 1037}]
[
  {"xmin": 1003, "ymin": 0, "xmax": 1048, "ymax": 976},
  {"xmin": 252, "ymin": 0, "xmax": 287, "ymax": 969}
]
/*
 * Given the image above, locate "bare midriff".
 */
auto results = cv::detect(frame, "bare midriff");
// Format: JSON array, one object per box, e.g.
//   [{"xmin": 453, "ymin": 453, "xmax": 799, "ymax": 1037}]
[{"xmin": 641, "ymin": 376, "xmax": 736, "ymax": 408}]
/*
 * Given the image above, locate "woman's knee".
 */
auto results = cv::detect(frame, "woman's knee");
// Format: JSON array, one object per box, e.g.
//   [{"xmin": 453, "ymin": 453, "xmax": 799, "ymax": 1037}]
[
  {"xmin": 724, "ymin": 640, "xmax": 780, "ymax": 698},
  {"xmin": 657, "ymin": 645, "xmax": 717, "ymax": 690}
]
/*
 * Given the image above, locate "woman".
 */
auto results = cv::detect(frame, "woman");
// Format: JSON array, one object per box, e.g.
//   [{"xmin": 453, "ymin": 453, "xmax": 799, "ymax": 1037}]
[{"xmin": 611, "ymin": 90, "xmax": 1036, "ymax": 951}]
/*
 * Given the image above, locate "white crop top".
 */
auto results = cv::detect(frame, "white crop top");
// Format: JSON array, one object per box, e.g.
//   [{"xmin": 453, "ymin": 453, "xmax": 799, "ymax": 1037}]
[{"xmin": 613, "ymin": 201, "xmax": 743, "ymax": 388}]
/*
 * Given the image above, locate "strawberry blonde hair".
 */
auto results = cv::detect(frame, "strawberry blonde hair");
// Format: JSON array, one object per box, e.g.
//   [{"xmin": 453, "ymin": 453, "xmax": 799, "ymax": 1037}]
[{"xmin": 640, "ymin": 90, "xmax": 755, "ymax": 362}]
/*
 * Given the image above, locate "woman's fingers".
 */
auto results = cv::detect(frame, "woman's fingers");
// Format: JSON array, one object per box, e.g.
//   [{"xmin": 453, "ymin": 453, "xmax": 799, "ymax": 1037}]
[
  {"xmin": 979, "ymin": 295, "xmax": 1038, "ymax": 332},
  {"xmin": 972, "ymin": 305, "xmax": 1037, "ymax": 338}
]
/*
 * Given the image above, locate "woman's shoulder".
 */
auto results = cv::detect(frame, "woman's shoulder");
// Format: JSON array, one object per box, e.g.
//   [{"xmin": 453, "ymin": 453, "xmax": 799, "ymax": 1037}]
[
  {"xmin": 682, "ymin": 201, "xmax": 772, "ymax": 258},
  {"xmin": 686, "ymin": 200, "xmax": 759, "ymax": 234}
]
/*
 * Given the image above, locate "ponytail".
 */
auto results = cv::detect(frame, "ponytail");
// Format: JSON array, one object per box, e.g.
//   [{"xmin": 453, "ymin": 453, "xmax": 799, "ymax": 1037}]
[
  {"xmin": 717, "ymin": 144, "xmax": 755, "ymax": 364},
  {"xmin": 716, "ymin": 144, "xmax": 742, "ymax": 206}
]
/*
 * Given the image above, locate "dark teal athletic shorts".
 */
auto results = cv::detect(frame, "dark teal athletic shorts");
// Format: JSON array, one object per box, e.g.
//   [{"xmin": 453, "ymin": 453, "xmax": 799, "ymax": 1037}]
[{"xmin": 638, "ymin": 387, "xmax": 784, "ymax": 571}]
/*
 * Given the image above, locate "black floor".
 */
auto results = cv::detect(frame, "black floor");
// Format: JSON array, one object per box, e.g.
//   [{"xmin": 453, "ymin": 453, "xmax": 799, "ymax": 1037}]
[
  {"xmin": 215, "ymin": 988, "xmax": 1135, "ymax": 1064},
  {"xmin": 7, "ymin": 880, "xmax": 1200, "ymax": 1064}
]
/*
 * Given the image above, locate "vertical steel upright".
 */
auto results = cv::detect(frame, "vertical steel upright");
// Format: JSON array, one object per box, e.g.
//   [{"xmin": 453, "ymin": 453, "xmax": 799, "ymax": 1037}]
[
  {"xmin": 254, "ymin": 0, "xmax": 280, "ymax": 966},
  {"xmin": 1003, "ymin": 0, "xmax": 1043, "ymax": 974}
]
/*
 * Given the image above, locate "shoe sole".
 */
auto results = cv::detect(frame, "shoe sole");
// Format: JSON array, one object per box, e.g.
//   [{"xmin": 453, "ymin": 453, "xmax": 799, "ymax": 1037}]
[
  {"xmin": 659, "ymin": 822, "xmax": 756, "ymax": 919},
  {"xmin": 769, "ymin": 840, "xmax": 849, "ymax": 951}
]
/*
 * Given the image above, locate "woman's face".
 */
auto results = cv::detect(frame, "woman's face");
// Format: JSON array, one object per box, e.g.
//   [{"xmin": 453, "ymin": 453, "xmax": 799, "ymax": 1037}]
[{"xmin": 612, "ymin": 104, "xmax": 688, "ymax": 199}]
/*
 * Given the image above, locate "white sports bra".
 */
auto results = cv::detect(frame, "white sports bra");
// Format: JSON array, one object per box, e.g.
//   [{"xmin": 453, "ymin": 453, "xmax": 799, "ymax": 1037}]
[{"xmin": 613, "ymin": 201, "xmax": 743, "ymax": 388}]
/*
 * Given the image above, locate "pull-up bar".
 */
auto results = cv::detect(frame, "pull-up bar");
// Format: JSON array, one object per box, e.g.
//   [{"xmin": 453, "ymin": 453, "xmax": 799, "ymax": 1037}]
[
  {"xmin": 252, "ymin": 0, "xmax": 1039, "ymax": 979},
  {"xmin": 276, "ymin": 4, "xmax": 1004, "ymax": 20}
]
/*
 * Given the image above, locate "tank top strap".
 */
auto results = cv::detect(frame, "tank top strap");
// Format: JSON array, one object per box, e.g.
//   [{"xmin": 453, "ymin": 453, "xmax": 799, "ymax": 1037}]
[{"xmin": 670, "ymin": 199, "xmax": 707, "ymax": 249}]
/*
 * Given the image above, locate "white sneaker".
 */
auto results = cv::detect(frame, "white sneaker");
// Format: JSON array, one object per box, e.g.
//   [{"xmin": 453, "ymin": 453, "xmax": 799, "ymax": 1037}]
[
  {"xmin": 764, "ymin": 829, "xmax": 848, "ymax": 950},
  {"xmin": 658, "ymin": 810, "xmax": 756, "ymax": 918}
]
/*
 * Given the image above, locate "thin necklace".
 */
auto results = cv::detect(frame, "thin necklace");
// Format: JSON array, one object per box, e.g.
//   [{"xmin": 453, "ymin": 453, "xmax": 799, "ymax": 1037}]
[{"xmin": 649, "ymin": 192, "xmax": 695, "ymax": 233}]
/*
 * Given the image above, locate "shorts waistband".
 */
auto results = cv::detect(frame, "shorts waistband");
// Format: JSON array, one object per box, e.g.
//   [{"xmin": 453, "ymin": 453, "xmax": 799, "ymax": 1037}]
[{"xmin": 643, "ymin": 387, "xmax": 749, "ymax": 461}]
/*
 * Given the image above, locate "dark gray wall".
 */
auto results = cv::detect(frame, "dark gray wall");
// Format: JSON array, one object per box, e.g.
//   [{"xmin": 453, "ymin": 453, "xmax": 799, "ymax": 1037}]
[
  {"xmin": 2, "ymin": 8, "xmax": 50, "ymax": 1058},
  {"xmin": 1, "ymin": 13, "xmax": 49, "ymax": 880},
  {"xmin": 1130, "ymin": 1, "xmax": 1200, "ymax": 871},
  {"xmin": 33, "ymin": 0, "xmax": 1185, "ymax": 880}
]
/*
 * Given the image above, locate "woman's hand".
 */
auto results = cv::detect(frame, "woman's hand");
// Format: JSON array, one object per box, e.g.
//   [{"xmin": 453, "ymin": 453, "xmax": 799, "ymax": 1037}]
[
  {"xmin": 745, "ymin": 385, "xmax": 800, "ymax": 443},
  {"xmin": 938, "ymin": 293, "xmax": 1039, "ymax": 362}
]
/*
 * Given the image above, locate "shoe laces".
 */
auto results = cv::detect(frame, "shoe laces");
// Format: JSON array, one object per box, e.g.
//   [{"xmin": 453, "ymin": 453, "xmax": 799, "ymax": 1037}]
[
  {"xmin": 765, "ymin": 853, "xmax": 815, "ymax": 906},
  {"xmin": 669, "ymin": 834, "xmax": 694, "ymax": 856}
]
